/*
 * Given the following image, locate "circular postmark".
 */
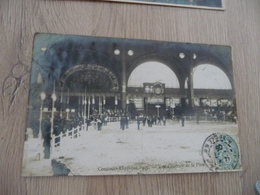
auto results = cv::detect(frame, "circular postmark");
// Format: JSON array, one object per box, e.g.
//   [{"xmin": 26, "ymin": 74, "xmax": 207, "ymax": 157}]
[{"xmin": 202, "ymin": 133, "xmax": 240, "ymax": 171}]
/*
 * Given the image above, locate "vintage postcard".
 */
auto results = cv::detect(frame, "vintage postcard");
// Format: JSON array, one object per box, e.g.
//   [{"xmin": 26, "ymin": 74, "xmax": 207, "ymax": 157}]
[
  {"xmin": 101, "ymin": 0, "xmax": 225, "ymax": 9},
  {"xmin": 22, "ymin": 33, "xmax": 241, "ymax": 176}
]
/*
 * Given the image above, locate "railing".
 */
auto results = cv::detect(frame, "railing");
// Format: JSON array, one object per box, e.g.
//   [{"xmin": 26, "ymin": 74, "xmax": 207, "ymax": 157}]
[
  {"xmin": 52, "ymin": 124, "xmax": 87, "ymax": 148},
  {"xmin": 183, "ymin": 115, "xmax": 235, "ymax": 122},
  {"xmin": 52, "ymin": 118, "xmax": 120, "ymax": 148}
]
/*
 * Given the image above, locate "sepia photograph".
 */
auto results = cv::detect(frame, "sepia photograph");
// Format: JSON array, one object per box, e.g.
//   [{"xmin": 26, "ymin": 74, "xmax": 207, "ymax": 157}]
[{"xmin": 22, "ymin": 33, "xmax": 241, "ymax": 176}]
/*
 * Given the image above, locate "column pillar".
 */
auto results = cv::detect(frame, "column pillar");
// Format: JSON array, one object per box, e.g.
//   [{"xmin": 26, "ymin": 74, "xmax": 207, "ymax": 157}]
[
  {"xmin": 99, "ymin": 96, "xmax": 102, "ymax": 115},
  {"xmin": 121, "ymin": 45, "xmax": 127, "ymax": 114},
  {"xmin": 87, "ymin": 97, "xmax": 90, "ymax": 118},
  {"xmin": 187, "ymin": 53, "xmax": 196, "ymax": 111},
  {"xmin": 187, "ymin": 69, "xmax": 195, "ymax": 109}
]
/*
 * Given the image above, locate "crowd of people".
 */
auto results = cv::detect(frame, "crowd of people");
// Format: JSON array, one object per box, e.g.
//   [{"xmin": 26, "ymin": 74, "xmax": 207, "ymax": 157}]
[
  {"xmin": 27, "ymin": 103, "xmax": 237, "ymax": 159},
  {"xmin": 37, "ymin": 105, "xmax": 237, "ymax": 138}
]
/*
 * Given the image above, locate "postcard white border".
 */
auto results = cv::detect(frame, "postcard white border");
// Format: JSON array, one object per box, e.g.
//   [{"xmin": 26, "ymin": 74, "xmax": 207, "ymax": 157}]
[{"xmin": 101, "ymin": 0, "xmax": 225, "ymax": 10}]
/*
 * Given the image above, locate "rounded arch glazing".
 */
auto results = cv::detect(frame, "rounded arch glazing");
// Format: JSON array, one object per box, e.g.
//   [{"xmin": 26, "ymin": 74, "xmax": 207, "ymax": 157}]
[
  {"xmin": 127, "ymin": 61, "xmax": 180, "ymax": 88},
  {"xmin": 126, "ymin": 54, "xmax": 185, "ymax": 89},
  {"xmin": 60, "ymin": 64, "xmax": 120, "ymax": 93},
  {"xmin": 191, "ymin": 54, "xmax": 234, "ymax": 89},
  {"xmin": 188, "ymin": 64, "xmax": 232, "ymax": 89}
]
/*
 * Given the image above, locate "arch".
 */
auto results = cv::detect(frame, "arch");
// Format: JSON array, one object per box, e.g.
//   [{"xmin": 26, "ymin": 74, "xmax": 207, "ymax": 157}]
[
  {"xmin": 126, "ymin": 54, "xmax": 186, "ymax": 89},
  {"xmin": 60, "ymin": 64, "xmax": 119, "ymax": 92},
  {"xmin": 127, "ymin": 61, "xmax": 180, "ymax": 88},
  {"xmin": 191, "ymin": 64, "xmax": 232, "ymax": 89},
  {"xmin": 191, "ymin": 49, "xmax": 234, "ymax": 89}
]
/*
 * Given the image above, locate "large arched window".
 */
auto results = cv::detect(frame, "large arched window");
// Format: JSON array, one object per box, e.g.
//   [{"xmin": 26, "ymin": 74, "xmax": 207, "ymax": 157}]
[
  {"xmin": 61, "ymin": 64, "xmax": 119, "ymax": 93},
  {"xmin": 191, "ymin": 64, "xmax": 232, "ymax": 89},
  {"xmin": 127, "ymin": 61, "xmax": 179, "ymax": 88}
]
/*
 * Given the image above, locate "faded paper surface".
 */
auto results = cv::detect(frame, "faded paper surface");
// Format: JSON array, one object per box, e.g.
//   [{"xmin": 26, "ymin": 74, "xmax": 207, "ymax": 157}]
[{"xmin": 22, "ymin": 33, "xmax": 241, "ymax": 176}]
